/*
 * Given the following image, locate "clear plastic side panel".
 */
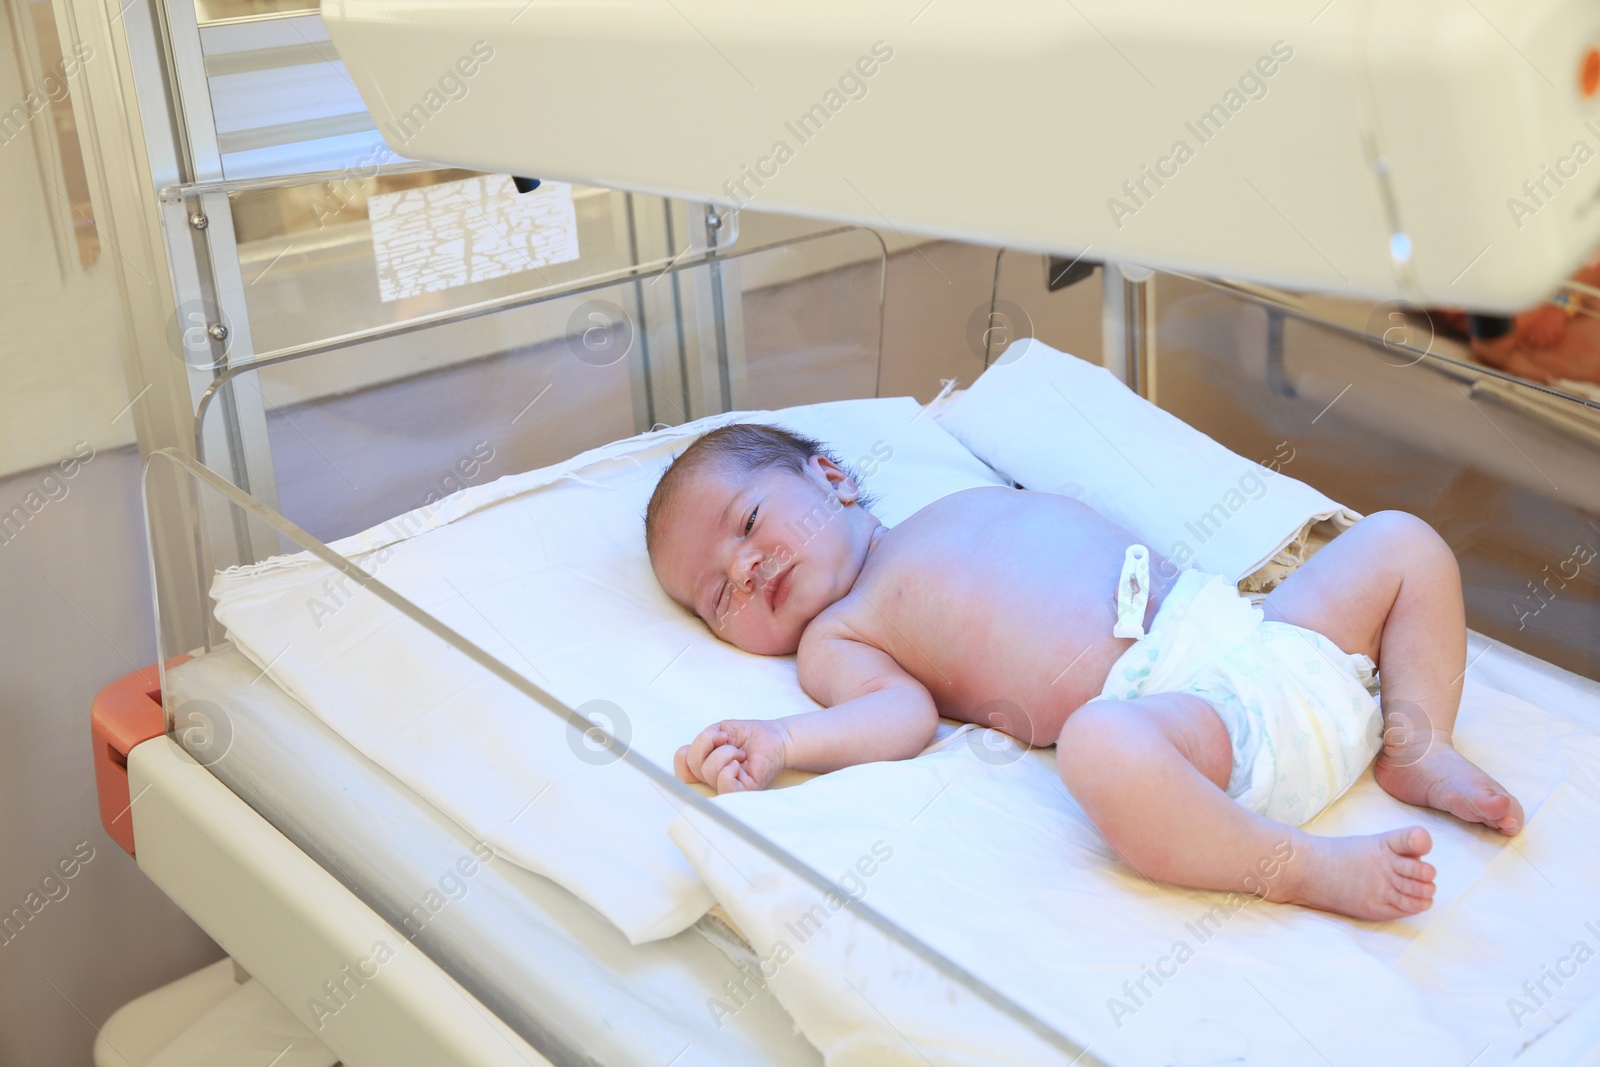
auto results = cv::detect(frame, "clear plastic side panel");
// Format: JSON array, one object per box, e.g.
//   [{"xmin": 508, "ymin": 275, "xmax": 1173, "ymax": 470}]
[
  {"xmin": 199, "ymin": 224, "xmax": 885, "ymax": 544},
  {"xmin": 1151, "ymin": 273, "xmax": 1600, "ymax": 681},
  {"xmin": 141, "ymin": 449, "xmax": 1098, "ymax": 1066}
]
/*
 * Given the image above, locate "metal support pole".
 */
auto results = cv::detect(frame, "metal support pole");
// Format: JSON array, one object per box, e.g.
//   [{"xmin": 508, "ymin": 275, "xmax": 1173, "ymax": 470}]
[{"xmin": 1102, "ymin": 262, "xmax": 1157, "ymax": 400}]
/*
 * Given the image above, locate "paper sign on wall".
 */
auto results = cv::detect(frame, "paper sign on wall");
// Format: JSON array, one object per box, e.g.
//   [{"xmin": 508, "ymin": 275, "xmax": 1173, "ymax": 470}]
[{"xmin": 368, "ymin": 175, "xmax": 581, "ymax": 302}]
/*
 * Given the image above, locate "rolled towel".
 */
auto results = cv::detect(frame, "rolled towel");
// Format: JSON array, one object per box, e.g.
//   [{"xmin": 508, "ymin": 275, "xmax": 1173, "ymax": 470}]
[{"xmin": 934, "ymin": 338, "xmax": 1359, "ymax": 591}]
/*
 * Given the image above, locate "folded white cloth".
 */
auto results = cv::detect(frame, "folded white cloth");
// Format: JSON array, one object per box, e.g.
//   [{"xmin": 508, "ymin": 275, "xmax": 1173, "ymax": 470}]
[{"xmin": 935, "ymin": 339, "xmax": 1360, "ymax": 587}]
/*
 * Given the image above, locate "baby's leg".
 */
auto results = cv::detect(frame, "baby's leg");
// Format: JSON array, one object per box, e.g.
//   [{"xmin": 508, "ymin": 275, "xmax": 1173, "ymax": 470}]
[
  {"xmin": 1056, "ymin": 693, "xmax": 1436, "ymax": 920},
  {"xmin": 1262, "ymin": 511, "xmax": 1523, "ymax": 835}
]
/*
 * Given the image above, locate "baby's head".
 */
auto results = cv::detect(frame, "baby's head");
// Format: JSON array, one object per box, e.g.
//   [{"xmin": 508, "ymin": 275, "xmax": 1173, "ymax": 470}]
[{"xmin": 645, "ymin": 424, "xmax": 880, "ymax": 655}]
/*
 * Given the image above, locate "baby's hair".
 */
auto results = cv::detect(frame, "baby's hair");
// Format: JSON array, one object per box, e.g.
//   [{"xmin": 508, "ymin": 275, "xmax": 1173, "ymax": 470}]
[{"xmin": 643, "ymin": 423, "xmax": 873, "ymax": 559}]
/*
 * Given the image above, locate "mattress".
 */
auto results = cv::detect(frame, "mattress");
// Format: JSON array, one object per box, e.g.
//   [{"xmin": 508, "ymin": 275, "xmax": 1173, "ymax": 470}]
[{"xmin": 165, "ymin": 648, "xmax": 821, "ymax": 1067}]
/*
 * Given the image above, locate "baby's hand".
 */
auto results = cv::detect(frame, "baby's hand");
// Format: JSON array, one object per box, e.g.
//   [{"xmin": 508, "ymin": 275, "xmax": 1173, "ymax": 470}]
[{"xmin": 675, "ymin": 719, "xmax": 791, "ymax": 794}]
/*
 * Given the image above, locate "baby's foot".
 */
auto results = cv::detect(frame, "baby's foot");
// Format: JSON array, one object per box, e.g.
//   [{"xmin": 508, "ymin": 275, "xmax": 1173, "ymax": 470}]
[
  {"xmin": 1374, "ymin": 741, "xmax": 1524, "ymax": 836},
  {"xmin": 1284, "ymin": 827, "xmax": 1436, "ymax": 921}
]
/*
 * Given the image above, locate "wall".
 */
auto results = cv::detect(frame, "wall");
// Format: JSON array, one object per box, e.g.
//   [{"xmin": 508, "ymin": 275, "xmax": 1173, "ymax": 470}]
[
  {"xmin": 0, "ymin": 0, "xmax": 136, "ymax": 472},
  {"xmin": 1, "ymin": 3, "xmax": 224, "ymax": 1062},
  {"xmin": 0, "ymin": 450, "xmax": 225, "ymax": 1067}
]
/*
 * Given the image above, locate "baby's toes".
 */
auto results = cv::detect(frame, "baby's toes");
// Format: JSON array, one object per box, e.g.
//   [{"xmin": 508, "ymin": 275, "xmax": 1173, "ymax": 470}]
[
  {"xmin": 1496, "ymin": 794, "xmax": 1526, "ymax": 836},
  {"xmin": 1388, "ymin": 852, "xmax": 1435, "ymax": 908},
  {"xmin": 1469, "ymin": 785, "xmax": 1512, "ymax": 821},
  {"xmin": 1465, "ymin": 786, "xmax": 1525, "ymax": 835},
  {"xmin": 1395, "ymin": 856, "xmax": 1435, "ymax": 885},
  {"xmin": 1396, "ymin": 873, "xmax": 1435, "ymax": 901},
  {"xmin": 1385, "ymin": 825, "xmax": 1432, "ymax": 859},
  {"xmin": 1390, "ymin": 887, "xmax": 1432, "ymax": 914},
  {"xmin": 1431, "ymin": 776, "xmax": 1508, "ymax": 828}
]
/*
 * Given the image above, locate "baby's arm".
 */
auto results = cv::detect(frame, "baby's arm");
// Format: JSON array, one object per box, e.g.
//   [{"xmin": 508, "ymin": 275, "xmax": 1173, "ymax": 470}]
[{"xmin": 674, "ymin": 634, "xmax": 938, "ymax": 794}]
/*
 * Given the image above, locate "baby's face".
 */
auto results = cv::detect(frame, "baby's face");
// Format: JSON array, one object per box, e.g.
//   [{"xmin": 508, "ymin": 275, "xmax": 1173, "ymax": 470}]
[{"xmin": 651, "ymin": 456, "xmax": 876, "ymax": 655}]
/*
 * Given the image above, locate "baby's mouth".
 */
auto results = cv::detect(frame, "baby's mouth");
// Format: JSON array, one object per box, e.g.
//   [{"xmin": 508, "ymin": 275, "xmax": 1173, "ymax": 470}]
[{"xmin": 764, "ymin": 562, "xmax": 796, "ymax": 612}]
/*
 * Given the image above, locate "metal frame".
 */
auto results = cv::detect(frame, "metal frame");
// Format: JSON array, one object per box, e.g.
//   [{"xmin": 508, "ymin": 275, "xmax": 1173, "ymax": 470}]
[
  {"xmin": 1179, "ymin": 274, "xmax": 1600, "ymax": 416},
  {"xmin": 980, "ymin": 248, "xmax": 1006, "ymax": 371},
  {"xmin": 1101, "ymin": 262, "xmax": 1158, "ymax": 402},
  {"xmin": 1094, "ymin": 263, "xmax": 1600, "ymax": 420},
  {"xmin": 149, "ymin": 0, "xmax": 284, "ymax": 534},
  {"xmin": 165, "ymin": 221, "xmax": 888, "ymax": 669},
  {"xmin": 628, "ymin": 199, "xmax": 744, "ymax": 422},
  {"xmin": 187, "ymin": 222, "xmax": 887, "ymax": 465}
]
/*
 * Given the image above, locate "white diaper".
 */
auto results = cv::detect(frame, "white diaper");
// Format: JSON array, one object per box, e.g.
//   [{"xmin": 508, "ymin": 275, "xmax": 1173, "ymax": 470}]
[{"xmin": 1091, "ymin": 567, "xmax": 1384, "ymax": 827}]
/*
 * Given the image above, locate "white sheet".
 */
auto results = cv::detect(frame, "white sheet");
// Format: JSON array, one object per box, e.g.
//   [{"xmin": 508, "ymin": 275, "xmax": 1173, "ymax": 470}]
[
  {"xmin": 671, "ymin": 632, "xmax": 1600, "ymax": 1066},
  {"xmin": 211, "ymin": 397, "xmax": 1010, "ymax": 943},
  {"xmin": 935, "ymin": 339, "xmax": 1360, "ymax": 587}
]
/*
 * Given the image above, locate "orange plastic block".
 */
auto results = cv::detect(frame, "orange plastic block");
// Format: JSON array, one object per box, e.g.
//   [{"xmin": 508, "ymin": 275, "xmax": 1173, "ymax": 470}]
[{"xmin": 91, "ymin": 658, "xmax": 187, "ymax": 856}]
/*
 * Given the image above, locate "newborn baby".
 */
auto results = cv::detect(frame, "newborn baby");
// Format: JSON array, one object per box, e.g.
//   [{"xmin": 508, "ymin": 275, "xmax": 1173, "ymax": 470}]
[{"xmin": 645, "ymin": 423, "xmax": 1524, "ymax": 921}]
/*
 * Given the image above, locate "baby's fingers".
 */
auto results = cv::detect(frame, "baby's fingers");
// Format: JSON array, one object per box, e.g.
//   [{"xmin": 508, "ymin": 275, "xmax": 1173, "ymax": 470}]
[
  {"xmin": 716, "ymin": 759, "xmax": 767, "ymax": 795},
  {"xmin": 674, "ymin": 745, "xmax": 697, "ymax": 785},
  {"xmin": 682, "ymin": 726, "xmax": 729, "ymax": 780},
  {"xmin": 701, "ymin": 743, "xmax": 745, "ymax": 789},
  {"xmin": 716, "ymin": 757, "xmax": 752, "ymax": 794}
]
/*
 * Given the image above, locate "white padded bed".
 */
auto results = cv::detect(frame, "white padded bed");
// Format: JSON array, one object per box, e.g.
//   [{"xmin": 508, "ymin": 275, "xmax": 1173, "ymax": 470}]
[
  {"xmin": 166, "ymin": 632, "xmax": 1600, "ymax": 1067},
  {"xmin": 164, "ymin": 647, "xmax": 823, "ymax": 1067},
  {"xmin": 190, "ymin": 344, "xmax": 1600, "ymax": 1066}
]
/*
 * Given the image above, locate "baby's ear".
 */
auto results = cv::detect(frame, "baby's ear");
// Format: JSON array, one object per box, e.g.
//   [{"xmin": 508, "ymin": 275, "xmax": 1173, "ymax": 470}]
[{"xmin": 814, "ymin": 456, "xmax": 859, "ymax": 499}]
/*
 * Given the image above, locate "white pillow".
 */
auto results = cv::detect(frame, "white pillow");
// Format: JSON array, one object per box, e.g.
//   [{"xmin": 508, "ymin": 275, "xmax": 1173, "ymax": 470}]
[
  {"xmin": 936, "ymin": 338, "xmax": 1358, "ymax": 582},
  {"xmin": 211, "ymin": 396, "xmax": 1008, "ymax": 944}
]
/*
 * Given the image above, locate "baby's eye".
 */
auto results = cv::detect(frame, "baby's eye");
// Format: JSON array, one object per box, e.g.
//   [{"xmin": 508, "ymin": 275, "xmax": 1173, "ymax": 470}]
[{"xmin": 744, "ymin": 506, "xmax": 758, "ymax": 536}]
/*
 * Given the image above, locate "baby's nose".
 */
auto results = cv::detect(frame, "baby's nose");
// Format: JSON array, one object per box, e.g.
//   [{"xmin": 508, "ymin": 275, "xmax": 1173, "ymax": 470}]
[{"xmin": 732, "ymin": 545, "xmax": 765, "ymax": 591}]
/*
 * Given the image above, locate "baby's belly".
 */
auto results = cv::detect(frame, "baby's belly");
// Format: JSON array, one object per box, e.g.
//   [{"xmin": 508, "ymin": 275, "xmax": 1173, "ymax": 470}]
[
  {"xmin": 896, "ymin": 575, "xmax": 1171, "ymax": 751},
  {"xmin": 847, "ymin": 487, "xmax": 1179, "ymax": 748},
  {"xmin": 927, "ymin": 588, "xmax": 1168, "ymax": 747}
]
